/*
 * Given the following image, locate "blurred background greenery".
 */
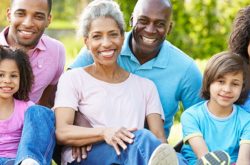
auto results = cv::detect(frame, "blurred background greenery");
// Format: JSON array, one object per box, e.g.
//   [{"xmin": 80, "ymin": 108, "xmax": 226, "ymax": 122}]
[
  {"xmin": 1, "ymin": 0, "xmax": 249, "ymax": 145},
  {"xmin": 1, "ymin": 0, "xmax": 249, "ymax": 64}
]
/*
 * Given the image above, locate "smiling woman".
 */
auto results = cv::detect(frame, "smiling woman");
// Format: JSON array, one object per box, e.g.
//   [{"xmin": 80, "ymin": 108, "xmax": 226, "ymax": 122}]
[
  {"xmin": 83, "ymin": 16, "xmax": 125, "ymax": 81},
  {"xmin": 53, "ymin": 0, "xmax": 178, "ymax": 165}
]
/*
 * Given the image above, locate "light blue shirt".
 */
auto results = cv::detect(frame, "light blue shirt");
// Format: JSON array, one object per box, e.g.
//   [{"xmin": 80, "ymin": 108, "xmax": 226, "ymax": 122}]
[
  {"xmin": 70, "ymin": 31, "xmax": 202, "ymax": 137},
  {"xmin": 181, "ymin": 101, "xmax": 250, "ymax": 164}
]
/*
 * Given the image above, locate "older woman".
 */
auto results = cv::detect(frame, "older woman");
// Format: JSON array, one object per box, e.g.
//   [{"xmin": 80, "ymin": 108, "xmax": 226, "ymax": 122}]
[{"xmin": 54, "ymin": 0, "xmax": 178, "ymax": 165}]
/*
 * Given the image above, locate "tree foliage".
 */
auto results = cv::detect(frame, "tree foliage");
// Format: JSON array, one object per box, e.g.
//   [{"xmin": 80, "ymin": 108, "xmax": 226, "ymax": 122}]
[
  {"xmin": 0, "ymin": 0, "xmax": 10, "ymax": 27},
  {"xmin": 1, "ymin": 0, "xmax": 249, "ymax": 59},
  {"xmin": 169, "ymin": 0, "xmax": 249, "ymax": 59}
]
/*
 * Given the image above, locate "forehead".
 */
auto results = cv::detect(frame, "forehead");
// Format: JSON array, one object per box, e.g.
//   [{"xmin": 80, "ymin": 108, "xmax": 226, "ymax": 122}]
[
  {"xmin": 0, "ymin": 59, "xmax": 18, "ymax": 70},
  {"xmin": 89, "ymin": 17, "xmax": 120, "ymax": 33},
  {"xmin": 217, "ymin": 71, "xmax": 243, "ymax": 80},
  {"xmin": 11, "ymin": 0, "xmax": 49, "ymax": 14},
  {"xmin": 134, "ymin": 0, "xmax": 172, "ymax": 21}
]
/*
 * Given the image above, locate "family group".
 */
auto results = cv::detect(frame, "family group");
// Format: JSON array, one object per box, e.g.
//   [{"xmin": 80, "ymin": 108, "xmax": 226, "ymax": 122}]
[{"xmin": 0, "ymin": 0, "xmax": 250, "ymax": 165}]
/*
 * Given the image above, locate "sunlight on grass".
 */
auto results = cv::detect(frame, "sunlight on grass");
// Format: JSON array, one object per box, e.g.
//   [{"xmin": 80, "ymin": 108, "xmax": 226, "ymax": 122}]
[{"xmin": 168, "ymin": 123, "xmax": 182, "ymax": 146}]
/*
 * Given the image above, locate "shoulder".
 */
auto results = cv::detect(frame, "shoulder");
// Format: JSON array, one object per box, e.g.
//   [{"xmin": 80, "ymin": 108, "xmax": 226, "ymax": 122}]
[
  {"xmin": 14, "ymin": 99, "xmax": 34, "ymax": 112},
  {"xmin": 182, "ymin": 101, "xmax": 206, "ymax": 117},
  {"xmin": 130, "ymin": 73, "xmax": 156, "ymax": 88},
  {"xmin": 61, "ymin": 68, "xmax": 82, "ymax": 79},
  {"xmin": 161, "ymin": 40, "xmax": 196, "ymax": 65}
]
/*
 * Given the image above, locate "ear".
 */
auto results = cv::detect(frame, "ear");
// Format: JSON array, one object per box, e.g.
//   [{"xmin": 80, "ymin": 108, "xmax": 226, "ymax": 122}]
[
  {"xmin": 84, "ymin": 37, "xmax": 89, "ymax": 50},
  {"xmin": 129, "ymin": 16, "xmax": 133, "ymax": 27},
  {"xmin": 6, "ymin": 8, "xmax": 11, "ymax": 23},
  {"xmin": 166, "ymin": 21, "xmax": 173, "ymax": 35},
  {"xmin": 46, "ymin": 14, "xmax": 52, "ymax": 28}
]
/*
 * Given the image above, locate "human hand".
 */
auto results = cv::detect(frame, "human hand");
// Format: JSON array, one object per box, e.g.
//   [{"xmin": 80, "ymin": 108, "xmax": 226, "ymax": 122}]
[
  {"xmin": 72, "ymin": 145, "xmax": 92, "ymax": 162},
  {"xmin": 103, "ymin": 127, "xmax": 137, "ymax": 155}
]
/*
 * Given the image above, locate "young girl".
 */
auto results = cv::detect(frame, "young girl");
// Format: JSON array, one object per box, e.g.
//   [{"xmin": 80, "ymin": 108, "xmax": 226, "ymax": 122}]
[
  {"xmin": 0, "ymin": 45, "xmax": 35, "ymax": 165},
  {"xmin": 180, "ymin": 52, "xmax": 250, "ymax": 165}
]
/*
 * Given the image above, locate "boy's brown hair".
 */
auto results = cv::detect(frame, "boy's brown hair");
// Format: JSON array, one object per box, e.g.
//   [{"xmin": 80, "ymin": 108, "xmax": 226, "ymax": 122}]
[{"xmin": 201, "ymin": 51, "xmax": 249, "ymax": 104}]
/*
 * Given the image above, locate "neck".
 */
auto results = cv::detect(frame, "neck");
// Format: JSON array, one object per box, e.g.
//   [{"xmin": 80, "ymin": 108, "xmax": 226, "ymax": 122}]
[
  {"xmin": 131, "ymin": 37, "xmax": 159, "ymax": 64},
  {"xmin": 207, "ymin": 100, "xmax": 233, "ymax": 118},
  {"xmin": 0, "ymin": 97, "xmax": 15, "ymax": 120},
  {"xmin": 6, "ymin": 30, "xmax": 32, "ymax": 53},
  {"xmin": 85, "ymin": 63, "xmax": 129, "ymax": 83}
]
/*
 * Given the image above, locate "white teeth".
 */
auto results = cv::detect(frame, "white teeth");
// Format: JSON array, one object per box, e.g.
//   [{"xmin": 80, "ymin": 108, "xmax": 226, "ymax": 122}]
[
  {"xmin": 1, "ymin": 87, "xmax": 12, "ymax": 91},
  {"xmin": 99, "ymin": 50, "xmax": 114, "ymax": 57},
  {"xmin": 142, "ymin": 37, "xmax": 156, "ymax": 44},
  {"xmin": 20, "ymin": 31, "xmax": 33, "ymax": 36},
  {"xmin": 22, "ymin": 31, "xmax": 32, "ymax": 34}
]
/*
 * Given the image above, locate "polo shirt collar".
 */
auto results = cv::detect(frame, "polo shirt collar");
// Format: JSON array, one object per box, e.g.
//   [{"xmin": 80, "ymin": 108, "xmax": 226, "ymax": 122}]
[
  {"xmin": 0, "ymin": 27, "xmax": 47, "ymax": 51},
  {"xmin": 120, "ymin": 31, "xmax": 169, "ymax": 69},
  {"xmin": 0, "ymin": 27, "xmax": 9, "ymax": 46}
]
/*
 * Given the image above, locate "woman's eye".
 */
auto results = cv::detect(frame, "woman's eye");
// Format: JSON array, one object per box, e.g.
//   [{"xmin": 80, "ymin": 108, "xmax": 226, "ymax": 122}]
[
  {"xmin": 92, "ymin": 35, "xmax": 101, "ymax": 39},
  {"xmin": 110, "ymin": 33, "xmax": 118, "ymax": 37}
]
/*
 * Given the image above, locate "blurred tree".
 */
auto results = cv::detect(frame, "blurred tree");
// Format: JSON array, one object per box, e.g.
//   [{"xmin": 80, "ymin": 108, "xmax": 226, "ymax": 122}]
[
  {"xmin": 1, "ymin": 0, "xmax": 250, "ymax": 60},
  {"xmin": 169, "ymin": 0, "xmax": 250, "ymax": 59},
  {"xmin": 115, "ymin": 0, "xmax": 137, "ymax": 31},
  {"xmin": 0, "ymin": 0, "xmax": 10, "ymax": 27},
  {"xmin": 52, "ymin": 0, "xmax": 95, "ymax": 22}
]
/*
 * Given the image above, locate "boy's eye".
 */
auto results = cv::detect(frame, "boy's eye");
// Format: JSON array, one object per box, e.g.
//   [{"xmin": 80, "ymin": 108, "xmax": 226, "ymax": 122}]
[
  {"xmin": 217, "ymin": 80, "xmax": 224, "ymax": 84},
  {"xmin": 232, "ymin": 83, "xmax": 240, "ymax": 86},
  {"xmin": 0, "ymin": 74, "xmax": 4, "ymax": 77}
]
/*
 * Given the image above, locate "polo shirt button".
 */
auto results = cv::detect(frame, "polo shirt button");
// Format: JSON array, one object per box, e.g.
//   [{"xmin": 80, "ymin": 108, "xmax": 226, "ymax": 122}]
[{"xmin": 38, "ymin": 64, "xmax": 42, "ymax": 68}]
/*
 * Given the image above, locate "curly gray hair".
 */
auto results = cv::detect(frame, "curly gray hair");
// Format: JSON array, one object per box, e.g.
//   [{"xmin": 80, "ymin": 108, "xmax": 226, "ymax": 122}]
[{"xmin": 78, "ymin": 0, "xmax": 125, "ymax": 38}]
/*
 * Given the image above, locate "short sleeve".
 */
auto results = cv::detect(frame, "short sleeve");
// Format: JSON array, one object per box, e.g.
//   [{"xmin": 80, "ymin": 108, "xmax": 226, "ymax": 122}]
[
  {"xmin": 181, "ymin": 108, "xmax": 203, "ymax": 144},
  {"xmin": 145, "ymin": 80, "xmax": 165, "ymax": 120},
  {"xmin": 240, "ymin": 117, "xmax": 250, "ymax": 144},
  {"xmin": 54, "ymin": 70, "xmax": 80, "ymax": 111}
]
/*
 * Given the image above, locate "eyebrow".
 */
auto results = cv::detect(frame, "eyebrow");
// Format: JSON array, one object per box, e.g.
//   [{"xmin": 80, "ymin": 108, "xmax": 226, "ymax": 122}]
[
  {"xmin": 0, "ymin": 70, "xmax": 19, "ymax": 72},
  {"xmin": 138, "ymin": 15, "xmax": 166, "ymax": 22},
  {"xmin": 91, "ymin": 29, "xmax": 119, "ymax": 34},
  {"xmin": 14, "ymin": 9, "xmax": 46, "ymax": 16}
]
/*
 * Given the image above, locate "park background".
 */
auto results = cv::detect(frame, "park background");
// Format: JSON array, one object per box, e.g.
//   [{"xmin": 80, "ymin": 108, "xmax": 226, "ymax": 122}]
[{"xmin": 0, "ymin": 0, "xmax": 249, "ymax": 145}]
